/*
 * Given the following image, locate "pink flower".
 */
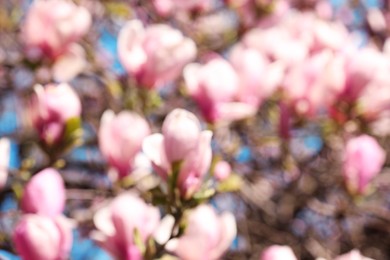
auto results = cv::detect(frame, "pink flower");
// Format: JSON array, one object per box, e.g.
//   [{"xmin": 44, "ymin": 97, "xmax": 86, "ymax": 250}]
[
  {"xmin": 153, "ymin": 0, "xmax": 211, "ymax": 16},
  {"xmin": 242, "ymin": 27, "xmax": 308, "ymax": 69},
  {"xmin": 31, "ymin": 83, "xmax": 81, "ymax": 145},
  {"xmin": 184, "ymin": 58, "xmax": 257, "ymax": 123},
  {"xmin": 283, "ymin": 50, "xmax": 346, "ymax": 116},
  {"xmin": 162, "ymin": 108, "xmax": 202, "ymax": 163},
  {"xmin": 0, "ymin": 138, "xmax": 10, "ymax": 190},
  {"xmin": 118, "ymin": 20, "xmax": 197, "ymax": 89},
  {"xmin": 22, "ymin": 0, "xmax": 91, "ymax": 59},
  {"xmin": 348, "ymin": 48, "xmax": 390, "ymax": 121},
  {"xmin": 51, "ymin": 43, "xmax": 87, "ymax": 82},
  {"xmin": 93, "ymin": 193, "xmax": 160, "ymax": 260},
  {"xmin": 357, "ymin": 69, "xmax": 390, "ymax": 121},
  {"xmin": 21, "ymin": 168, "xmax": 65, "ymax": 218},
  {"xmin": 242, "ymin": 12, "xmax": 350, "ymax": 65},
  {"xmin": 343, "ymin": 48, "xmax": 389, "ymax": 102},
  {"xmin": 260, "ymin": 245, "xmax": 297, "ymax": 260},
  {"xmin": 315, "ymin": 0, "xmax": 333, "ymax": 19},
  {"xmin": 229, "ymin": 44, "xmax": 282, "ymax": 108},
  {"xmin": 143, "ymin": 109, "xmax": 212, "ymax": 198},
  {"xmin": 166, "ymin": 204, "xmax": 236, "ymax": 260},
  {"xmin": 367, "ymin": 8, "xmax": 387, "ymax": 33},
  {"xmin": 98, "ymin": 110, "xmax": 151, "ymax": 179},
  {"xmin": 213, "ymin": 161, "xmax": 231, "ymax": 181},
  {"xmin": 13, "ymin": 214, "xmax": 73, "ymax": 260},
  {"xmin": 310, "ymin": 19, "xmax": 350, "ymax": 52},
  {"xmin": 343, "ymin": 135, "xmax": 386, "ymax": 195},
  {"xmin": 334, "ymin": 249, "xmax": 374, "ymax": 260}
]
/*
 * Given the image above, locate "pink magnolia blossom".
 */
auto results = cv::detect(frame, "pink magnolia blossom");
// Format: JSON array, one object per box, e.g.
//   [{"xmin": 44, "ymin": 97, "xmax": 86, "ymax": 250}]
[
  {"xmin": 283, "ymin": 50, "xmax": 346, "ymax": 116},
  {"xmin": 31, "ymin": 83, "xmax": 81, "ymax": 145},
  {"xmin": 242, "ymin": 27, "xmax": 308, "ymax": 69},
  {"xmin": 21, "ymin": 168, "xmax": 65, "ymax": 218},
  {"xmin": 184, "ymin": 57, "xmax": 257, "ymax": 123},
  {"xmin": 51, "ymin": 43, "xmax": 87, "ymax": 82},
  {"xmin": 143, "ymin": 109, "xmax": 212, "ymax": 198},
  {"xmin": 162, "ymin": 108, "xmax": 202, "ymax": 163},
  {"xmin": 343, "ymin": 48, "xmax": 390, "ymax": 102},
  {"xmin": 22, "ymin": 0, "xmax": 91, "ymax": 59},
  {"xmin": 327, "ymin": 47, "xmax": 390, "ymax": 122},
  {"xmin": 118, "ymin": 20, "xmax": 197, "ymax": 89},
  {"xmin": 166, "ymin": 204, "xmax": 236, "ymax": 260},
  {"xmin": 348, "ymin": 48, "xmax": 390, "ymax": 121},
  {"xmin": 213, "ymin": 161, "xmax": 231, "ymax": 181},
  {"xmin": 309, "ymin": 18, "xmax": 350, "ymax": 52},
  {"xmin": 93, "ymin": 193, "xmax": 160, "ymax": 260},
  {"xmin": 13, "ymin": 214, "xmax": 73, "ymax": 260},
  {"xmin": 0, "ymin": 138, "xmax": 10, "ymax": 190},
  {"xmin": 343, "ymin": 135, "xmax": 386, "ymax": 195},
  {"xmin": 315, "ymin": 0, "xmax": 333, "ymax": 19},
  {"xmin": 260, "ymin": 245, "xmax": 297, "ymax": 260},
  {"xmin": 153, "ymin": 0, "xmax": 211, "ymax": 16},
  {"xmin": 357, "ymin": 69, "xmax": 390, "ymax": 121},
  {"xmin": 229, "ymin": 44, "xmax": 283, "ymax": 109},
  {"xmin": 367, "ymin": 8, "xmax": 387, "ymax": 33},
  {"xmin": 334, "ymin": 249, "xmax": 374, "ymax": 260},
  {"xmin": 276, "ymin": 11, "xmax": 350, "ymax": 53},
  {"xmin": 242, "ymin": 11, "xmax": 350, "ymax": 65},
  {"xmin": 99, "ymin": 110, "xmax": 151, "ymax": 179}
]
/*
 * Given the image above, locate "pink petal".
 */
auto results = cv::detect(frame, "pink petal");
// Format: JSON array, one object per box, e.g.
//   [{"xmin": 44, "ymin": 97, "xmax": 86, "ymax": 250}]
[{"xmin": 142, "ymin": 133, "xmax": 170, "ymax": 179}]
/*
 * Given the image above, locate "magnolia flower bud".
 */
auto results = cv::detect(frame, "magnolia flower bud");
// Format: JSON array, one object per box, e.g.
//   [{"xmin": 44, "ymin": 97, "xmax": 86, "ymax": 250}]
[
  {"xmin": 94, "ymin": 193, "xmax": 160, "ymax": 260},
  {"xmin": 184, "ymin": 58, "xmax": 257, "ymax": 123},
  {"xmin": 184, "ymin": 58, "xmax": 238, "ymax": 122},
  {"xmin": 99, "ymin": 110, "xmax": 151, "ymax": 179},
  {"xmin": 21, "ymin": 168, "xmax": 65, "ymax": 217},
  {"xmin": 31, "ymin": 83, "xmax": 81, "ymax": 146},
  {"xmin": 22, "ymin": 0, "xmax": 91, "ymax": 58},
  {"xmin": 166, "ymin": 205, "xmax": 236, "ymax": 260},
  {"xmin": 118, "ymin": 20, "xmax": 196, "ymax": 89},
  {"xmin": 13, "ymin": 215, "xmax": 73, "ymax": 260},
  {"xmin": 343, "ymin": 135, "xmax": 386, "ymax": 195},
  {"xmin": 0, "ymin": 138, "xmax": 10, "ymax": 190},
  {"xmin": 229, "ymin": 44, "xmax": 281, "ymax": 108},
  {"xmin": 260, "ymin": 245, "xmax": 297, "ymax": 260},
  {"xmin": 213, "ymin": 161, "xmax": 231, "ymax": 181},
  {"xmin": 162, "ymin": 109, "xmax": 202, "ymax": 163},
  {"xmin": 143, "ymin": 109, "xmax": 212, "ymax": 198}
]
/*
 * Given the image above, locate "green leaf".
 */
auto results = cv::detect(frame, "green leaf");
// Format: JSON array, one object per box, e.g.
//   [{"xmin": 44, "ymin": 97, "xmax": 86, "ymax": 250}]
[
  {"xmin": 104, "ymin": 2, "xmax": 131, "ymax": 17},
  {"xmin": 133, "ymin": 228, "xmax": 146, "ymax": 254},
  {"xmin": 63, "ymin": 117, "xmax": 83, "ymax": 147},
  {"xmin": 216, "ymin": 173, "xmax": 243, "ymax": 193},
  {"xmin": 144, "ymin": 237, "xmax": 156, "ymax": 260},
  {"xmin": 120, "ymin": 175, "xmax": 136, "ymax": 189},
  {"xmin": 64, "ymin": 117, "xmax": 82, "ymax": 139},
  {"xmin": 150, "ymin": 186, "xmax": 168, "ymax": 206},
  {"xmin": 107, "ymin": 79, "xmax": 123, "ymax": 99},
  {"xmin": 193, "ymin": 188, "xmax": 216, "ymax": 200}
]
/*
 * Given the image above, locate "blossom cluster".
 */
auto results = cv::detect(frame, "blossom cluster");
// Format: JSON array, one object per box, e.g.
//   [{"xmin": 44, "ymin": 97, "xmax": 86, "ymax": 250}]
[{"xmin": 0, "ymin": 0, "xmax": 389, "ymax": 259}]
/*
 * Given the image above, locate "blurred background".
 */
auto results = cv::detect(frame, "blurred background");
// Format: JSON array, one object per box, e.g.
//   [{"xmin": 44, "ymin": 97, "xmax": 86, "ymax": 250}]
[{"xmin": 1, "ymin": 0, "xmax": 390, "ymax": 259}]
